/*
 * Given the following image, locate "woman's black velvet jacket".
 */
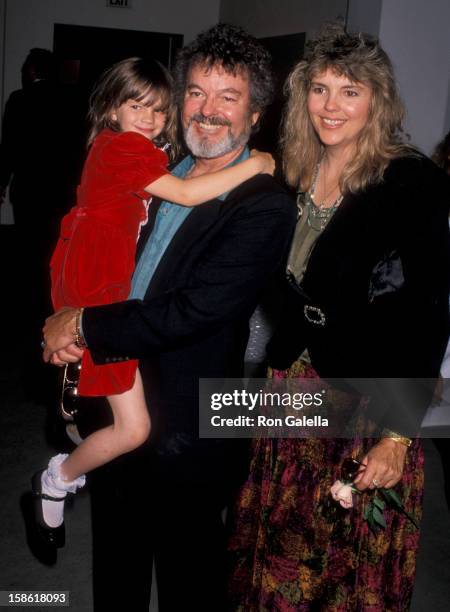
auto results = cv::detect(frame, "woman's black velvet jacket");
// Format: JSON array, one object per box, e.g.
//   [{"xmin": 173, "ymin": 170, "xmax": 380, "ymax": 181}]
[{"xmin": 267, "ymin": 155, "xmax": 450, "ymax": 433}]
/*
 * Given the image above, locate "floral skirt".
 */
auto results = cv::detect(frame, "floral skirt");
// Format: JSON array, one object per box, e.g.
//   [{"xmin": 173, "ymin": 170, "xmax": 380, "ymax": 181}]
[{"xmin": 227, "ymin": 361, "xmax": 424, "ymax": 611}]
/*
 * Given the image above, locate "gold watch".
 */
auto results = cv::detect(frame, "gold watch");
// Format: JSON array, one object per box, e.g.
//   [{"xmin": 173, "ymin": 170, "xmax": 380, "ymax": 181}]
[{"xmin": 381, "ymin": 428, "xmax": 412, "ymax": 448}]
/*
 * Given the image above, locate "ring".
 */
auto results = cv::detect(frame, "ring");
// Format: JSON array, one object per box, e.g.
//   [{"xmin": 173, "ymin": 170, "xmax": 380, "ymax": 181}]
[
  {"xmin": 40, "ymin": 340, "xmax": 46, "ymax": 349},
  {"xmin": 372, "ymin": 478, "xmax": 380, "ymax": 487}
]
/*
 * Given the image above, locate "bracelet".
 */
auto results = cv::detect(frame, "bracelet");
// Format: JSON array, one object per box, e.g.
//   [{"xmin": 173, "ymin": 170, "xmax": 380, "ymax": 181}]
[
  {"xmin": 74, "ymin": 308, "xmax": 87, "ymax": 349},
  {"xmin": 381, "ymin": 428, "xmax": 412, "ymax": 447}
]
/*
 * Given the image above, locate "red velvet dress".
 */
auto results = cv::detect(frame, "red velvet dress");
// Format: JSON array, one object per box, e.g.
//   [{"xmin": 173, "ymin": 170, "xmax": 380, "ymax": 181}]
[{"xmin": 50, "ymin": 129, "xmax": 168, "ymax": 396}]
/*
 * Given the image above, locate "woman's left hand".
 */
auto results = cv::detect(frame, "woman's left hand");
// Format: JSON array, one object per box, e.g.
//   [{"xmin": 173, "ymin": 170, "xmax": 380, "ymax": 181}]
[{"xmin": 353, "ymin": 438, "xmax": 407, "ymax": 490}]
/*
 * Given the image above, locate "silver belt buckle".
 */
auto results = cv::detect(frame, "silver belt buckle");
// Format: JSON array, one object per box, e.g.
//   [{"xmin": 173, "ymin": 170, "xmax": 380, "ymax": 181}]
[{"xmin": 304, "ymin": 304, "xmax": 326, "ymax": 326}]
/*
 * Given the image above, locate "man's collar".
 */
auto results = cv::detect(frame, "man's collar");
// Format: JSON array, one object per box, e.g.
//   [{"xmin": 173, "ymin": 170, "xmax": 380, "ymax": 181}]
[{"xmin": 172, "ymin": 146, "xmax": 250, "ymax": 200}]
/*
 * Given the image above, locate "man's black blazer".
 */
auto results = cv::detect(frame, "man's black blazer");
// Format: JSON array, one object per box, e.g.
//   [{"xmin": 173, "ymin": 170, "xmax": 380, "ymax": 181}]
[{"xmin": 82, "ymin": 173, "xmax": 296, "ymax": 463}]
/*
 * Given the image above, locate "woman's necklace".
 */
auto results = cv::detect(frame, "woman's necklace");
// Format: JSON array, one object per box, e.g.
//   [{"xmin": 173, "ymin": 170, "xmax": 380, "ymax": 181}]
[{"xmin": 304, "ymin": 162, "xmax": 343, "ymax": 231}]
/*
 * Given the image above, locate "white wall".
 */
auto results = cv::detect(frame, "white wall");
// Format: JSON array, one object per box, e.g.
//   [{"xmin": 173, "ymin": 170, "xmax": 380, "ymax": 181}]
[
  {"xmin": 379, "ymin": 0, "xmax": 450, "ymax": 155},
  {"xmin": 347, "ymin": 0, "xmax": 382, "ymax": 37},
  {"xmin": 219, "ymin": 0, "xmax": 348, "ymax": 39},
  {"xmin": 219, "ymin": 0, "xmax": 383, "ymax": 43},
  {"xmin": 2, "ymin": 0, "xmax": 220, "ymax": 106}
]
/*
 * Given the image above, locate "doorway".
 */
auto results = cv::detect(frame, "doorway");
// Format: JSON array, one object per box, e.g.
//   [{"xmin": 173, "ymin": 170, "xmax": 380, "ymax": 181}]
[
  {"xmin": 53, "ymin": 23, "xmax": 183, "ymax": 90},
  {"xmin": 251, "ymin": 32, "xmax": 305, "ymax": 155}
]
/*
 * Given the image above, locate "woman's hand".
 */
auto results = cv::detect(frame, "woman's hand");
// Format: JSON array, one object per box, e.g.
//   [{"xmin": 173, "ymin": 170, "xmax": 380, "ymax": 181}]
[
  {"xmin": 353, "ymin": 438, "xmax": 407, "ymax": 491},
  {"xmin": 250, "ymin": 149, "xmax": 276, "ymax": 176}
]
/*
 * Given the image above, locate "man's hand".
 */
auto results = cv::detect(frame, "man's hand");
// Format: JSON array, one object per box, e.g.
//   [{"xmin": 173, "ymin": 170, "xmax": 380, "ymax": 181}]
[
  {"xmin": 47, "ymin": 342, "xmax": 84, "ymax": 366},
  {"xmin": 43, "ymin": 307, "xmax": 84, "ymax": 364},
  {"xmin": 353, "ymin": 438, "xmax": 407, "ymax": 491}
]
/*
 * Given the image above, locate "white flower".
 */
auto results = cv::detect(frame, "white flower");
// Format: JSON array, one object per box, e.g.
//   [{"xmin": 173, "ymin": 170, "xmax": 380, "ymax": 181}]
[{"xmin": 330, "ymin": 479, "xmax": 354, "ymax": 509}]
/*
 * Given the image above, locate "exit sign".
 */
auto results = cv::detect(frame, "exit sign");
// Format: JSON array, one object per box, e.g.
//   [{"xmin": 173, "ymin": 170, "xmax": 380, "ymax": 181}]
[{"xmin": 107, "ymin": 0, "xmax": 131, "ymax": 7}]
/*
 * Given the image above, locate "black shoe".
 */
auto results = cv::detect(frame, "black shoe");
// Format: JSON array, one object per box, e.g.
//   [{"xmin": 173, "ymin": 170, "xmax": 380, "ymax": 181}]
[
  {"xmin": 21, "ymin": 493, "xmax": 57, "ymax": 565},
  {"xmin": 31, "ymin": 470, "xmax": 65, "ymax": 549}
]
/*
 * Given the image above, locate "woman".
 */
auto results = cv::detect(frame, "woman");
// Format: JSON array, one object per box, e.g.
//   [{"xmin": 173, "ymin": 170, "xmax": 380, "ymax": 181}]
[{"xmin": 228, "ymin": 25, "xmax": 450, "ymax": 611}]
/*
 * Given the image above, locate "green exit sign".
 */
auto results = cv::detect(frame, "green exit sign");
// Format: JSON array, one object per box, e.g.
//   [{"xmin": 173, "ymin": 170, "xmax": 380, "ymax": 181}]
[{"xmin": 107, "ymin": 0, "xmax": 131, "ymax": 7}]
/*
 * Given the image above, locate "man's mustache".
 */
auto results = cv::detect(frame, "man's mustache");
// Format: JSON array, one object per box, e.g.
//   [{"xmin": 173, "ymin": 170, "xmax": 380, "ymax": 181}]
[{"xmin": 189, "ymin": 113, "xmax": 232, "ymax": 127}]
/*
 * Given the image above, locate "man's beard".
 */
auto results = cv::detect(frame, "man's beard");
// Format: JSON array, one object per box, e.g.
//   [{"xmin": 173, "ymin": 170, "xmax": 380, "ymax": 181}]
[{"xmin": 184, "ymin": 113, "xmax": 252, "ymax": 159}]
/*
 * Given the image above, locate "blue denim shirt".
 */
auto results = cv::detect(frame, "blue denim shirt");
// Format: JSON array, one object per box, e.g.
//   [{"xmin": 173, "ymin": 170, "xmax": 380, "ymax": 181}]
[{"xmin": 129, "ymin": 147, "xmax": 250, "ymax": 300}]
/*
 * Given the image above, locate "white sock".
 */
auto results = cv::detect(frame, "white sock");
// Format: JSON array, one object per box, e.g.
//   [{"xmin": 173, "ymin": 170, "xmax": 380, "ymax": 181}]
[
  {"xmin": 41, "ymin": 470, "xmax": 66, "ymax": 528},
  {"xmin": 40, "ymin": 454, "xmax": 86, "ymax": 528}
]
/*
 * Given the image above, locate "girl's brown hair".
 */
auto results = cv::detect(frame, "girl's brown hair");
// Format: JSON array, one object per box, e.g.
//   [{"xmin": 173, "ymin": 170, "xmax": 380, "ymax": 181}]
[
  {"xmin": 87, "ymin": 57, "xmax": 179, "ymax": 160},
  {"xmin": 281, "ymin": 24, "xmax": 416, "ymax": 193}
]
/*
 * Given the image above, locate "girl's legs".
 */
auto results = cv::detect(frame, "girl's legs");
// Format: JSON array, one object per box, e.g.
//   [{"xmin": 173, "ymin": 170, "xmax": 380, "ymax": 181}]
[
  {"xmin": 61, "ymin": 369, "xmax": 150, "ymax": 480},
  {"xmin": 40, "ymin": 370, "xmax": 150, "ymax": 528}
]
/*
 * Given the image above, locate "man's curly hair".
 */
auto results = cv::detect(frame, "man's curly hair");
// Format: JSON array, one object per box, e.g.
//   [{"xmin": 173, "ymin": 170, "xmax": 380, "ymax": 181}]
[{"xmin": 174, "ymin": 23, "xmax": 274, "ymax": 118}]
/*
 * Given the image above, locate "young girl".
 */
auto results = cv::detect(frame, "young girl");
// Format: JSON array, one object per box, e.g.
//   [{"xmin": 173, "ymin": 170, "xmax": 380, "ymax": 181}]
[{"xmin": 32, "ymin": 57, "xmax": 274, "ymax": 547}]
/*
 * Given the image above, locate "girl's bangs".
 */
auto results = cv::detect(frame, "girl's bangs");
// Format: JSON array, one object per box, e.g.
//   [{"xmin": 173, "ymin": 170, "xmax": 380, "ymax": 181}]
[{"xmin": 132, "ymin": 82, "xmax": 171, "ymax": 110}]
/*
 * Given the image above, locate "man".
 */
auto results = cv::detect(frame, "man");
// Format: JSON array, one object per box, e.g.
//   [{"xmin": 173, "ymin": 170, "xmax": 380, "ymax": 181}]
[{"xmin": 43, "ymin": 24, "xmax": 296, "ymax": 611}]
